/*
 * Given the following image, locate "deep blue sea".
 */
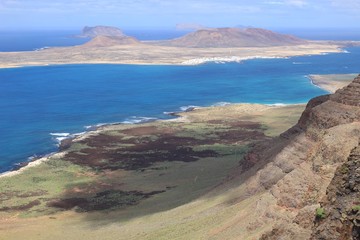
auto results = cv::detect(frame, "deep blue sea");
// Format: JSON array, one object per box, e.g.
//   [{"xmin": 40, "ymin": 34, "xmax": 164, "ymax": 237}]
[
  {"xmin": 0, "ymin": 30, "xmax": 360, "ymax": 173},
  {"xmin": 0, "ymin": 29, "xmax": 190, "ymax": 52}
]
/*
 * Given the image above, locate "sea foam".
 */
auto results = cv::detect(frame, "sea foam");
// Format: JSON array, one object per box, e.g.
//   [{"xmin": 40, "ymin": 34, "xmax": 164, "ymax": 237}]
[{"xmin": 121, "ymin": 116, "xmax": 158, "ymax": 124}]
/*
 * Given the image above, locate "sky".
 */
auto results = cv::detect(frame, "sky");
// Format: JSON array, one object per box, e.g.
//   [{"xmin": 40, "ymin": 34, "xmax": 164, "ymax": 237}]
[{"xmin": 0, "ymin": 0, "xmax": 360, "ymax": 30}]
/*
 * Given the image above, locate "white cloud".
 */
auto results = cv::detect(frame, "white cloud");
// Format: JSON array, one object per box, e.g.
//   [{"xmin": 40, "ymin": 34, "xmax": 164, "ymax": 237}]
[
  {"xmin": 265, "ymin": 0, "xmax": 308, "ymax": 7},
  {"xmin": 288, "ymin": 0, "xmax": 307, "ymax": 7},
  {"xmin": 0, "ymin": 0, "xmax": 262, "ymax": 15},
  {"xmin": 330, "ymin": 0, "xmax": 360, "ymax": 11}
]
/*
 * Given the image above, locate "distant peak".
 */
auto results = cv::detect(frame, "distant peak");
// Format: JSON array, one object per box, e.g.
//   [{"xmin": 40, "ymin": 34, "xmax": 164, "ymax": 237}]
[
  {"xmin": 175, "ymin": 23, "xmax": 207, "ymax": 31},
  {"xmin": 78, "ymin": 26, "xmax": 125, "ymax": 38},
  {"xmin": 161, "ymin": 27, "xmax": 307, "ymax": 48}
]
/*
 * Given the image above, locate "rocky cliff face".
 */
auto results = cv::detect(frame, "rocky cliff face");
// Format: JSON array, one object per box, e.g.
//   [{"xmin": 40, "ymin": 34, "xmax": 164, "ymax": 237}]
[
  {"xmin": 310, "ymin": 144, "xmax": 360, "ymax": 240},
  {"xmin": 228, "ymin": 75, "xmax": 360, "ymax": 239}
]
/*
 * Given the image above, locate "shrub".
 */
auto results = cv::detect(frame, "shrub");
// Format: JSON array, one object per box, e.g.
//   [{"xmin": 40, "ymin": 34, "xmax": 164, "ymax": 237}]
[
  {"xmin": 352, "ymin": 205, "xmax": 360, "ymax": 211},
  {"xmin": 316, "ymin": 207, "xmax": 326, "ymax": 219}
]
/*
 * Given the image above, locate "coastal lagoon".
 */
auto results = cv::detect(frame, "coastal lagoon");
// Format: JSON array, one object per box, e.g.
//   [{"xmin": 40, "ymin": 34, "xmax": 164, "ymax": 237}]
[{"xmin": 0, "ymin": 47, "xmax": 360, "ymax": 172}]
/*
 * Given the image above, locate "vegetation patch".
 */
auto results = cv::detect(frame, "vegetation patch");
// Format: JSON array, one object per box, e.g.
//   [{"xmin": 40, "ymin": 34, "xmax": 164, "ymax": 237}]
[
  {"xmin": 0, "ymin": 200, "xmax": 41, "ymax": 212},
  {"xmin": 352, "ymin": 205, "xmax": 360, "ymax": 212},
  {"xmin": 316, "ymin": 207, "xmax": 326, "ymax": 219},
  {"xmin": 47, "ymin": 190, "xmax": 164, "ymax": 212}
]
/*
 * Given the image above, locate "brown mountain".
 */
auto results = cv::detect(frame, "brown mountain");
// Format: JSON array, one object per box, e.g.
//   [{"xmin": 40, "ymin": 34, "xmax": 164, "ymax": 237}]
[
  {"xmin": 158, "ymin": 27, "xmax": 307, "ymax": 48},
  {"xmin": 81, "ymin": 35, "xmax": 141, "ymax": 48},
  {"xmin": 77, "ymin": 26, "xmax": 141, "ymax": 47},
  {"xmin": 77, "ymin": 26, "xmax": 125, "ymax": 38},
  {"xmin": 232, "ymin": 75, "xmax": 360, "ymax": 239}
]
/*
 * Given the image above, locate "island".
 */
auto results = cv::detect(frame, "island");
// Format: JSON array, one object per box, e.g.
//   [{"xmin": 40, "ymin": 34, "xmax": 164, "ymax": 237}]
[{"xmin": 0, "ymin": 26, "xmax": 349, "ymax": 68}]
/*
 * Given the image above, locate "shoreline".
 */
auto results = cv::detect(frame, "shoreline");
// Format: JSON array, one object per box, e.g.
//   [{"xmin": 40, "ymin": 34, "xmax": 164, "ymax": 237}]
[
  {"xmin": 0, "ymin": 73, "xmax": 356, "ymax": 178},
  {"xmin": 0, "ymin": 48, "xmax": 347, "ymax": 70},
  {"xmin": 0, "ymin": 102, "xmax": 304, "ymax": 179},
  {"xmin": 308, "ymin": 73, "xmax": 357, "ymax": 93},
  {"xmin": 0, "ymin": 42, "xmax": 345, "ymax": 69},
  {"xmin": 0, "ymin": 50, "xmax": 357, "ymax": 179}
]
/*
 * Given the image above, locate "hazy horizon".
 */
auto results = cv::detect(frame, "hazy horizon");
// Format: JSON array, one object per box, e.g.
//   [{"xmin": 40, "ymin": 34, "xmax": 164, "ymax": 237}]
[{"xmin": 1, "ymin": 0, "xmax": 360, "ymax": 31}]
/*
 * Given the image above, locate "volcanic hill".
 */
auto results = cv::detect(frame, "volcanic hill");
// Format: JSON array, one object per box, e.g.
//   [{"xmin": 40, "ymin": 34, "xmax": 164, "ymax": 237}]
[
  {"xmin": 156, "ymin": 27, "xmax": 308, "ymax": 48},
  {"xmin": 78, "ymin": 26, "xmax": 141, "ymax": 47},
  {"xmin": 77, "ymin": 26, "xmax": 126, "ymax": 38}
]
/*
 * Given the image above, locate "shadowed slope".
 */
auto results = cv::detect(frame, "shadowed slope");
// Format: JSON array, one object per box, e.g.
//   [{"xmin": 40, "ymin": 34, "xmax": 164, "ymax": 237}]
[{"xmin": 232, "ymin": 75, "xmax": 360, "ymax": 239}]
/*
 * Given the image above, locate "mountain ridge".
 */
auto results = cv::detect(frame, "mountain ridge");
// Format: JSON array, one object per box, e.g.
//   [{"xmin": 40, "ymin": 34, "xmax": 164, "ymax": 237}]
[
  {"xmin": 232, "ymin": 74, "xmax": 360, "ymax": 239},
  {"xmin": 156, "ymin": 27, "xmax": 308, "ymax": 48},
  {"xmin": 77, "ymin": 26, "xmax": 308, "ymax": 48}
]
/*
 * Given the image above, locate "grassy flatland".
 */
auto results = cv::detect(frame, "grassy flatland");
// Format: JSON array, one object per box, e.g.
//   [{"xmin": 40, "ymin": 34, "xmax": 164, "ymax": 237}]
[{"xmin": 0, "ymin": 103, "xmax": 305, "ymax": 239}]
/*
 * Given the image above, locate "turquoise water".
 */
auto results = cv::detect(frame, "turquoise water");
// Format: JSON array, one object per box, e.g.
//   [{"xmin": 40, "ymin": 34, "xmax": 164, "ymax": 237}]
[{"xmin": 0, "ymin": 47, "xmax": 360, "ymax": 172}]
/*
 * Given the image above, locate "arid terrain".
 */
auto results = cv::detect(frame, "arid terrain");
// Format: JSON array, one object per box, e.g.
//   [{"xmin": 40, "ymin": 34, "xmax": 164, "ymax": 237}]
[{"xmin": 0, "ymin": 74, "xmax": 358, "ymax": 239}]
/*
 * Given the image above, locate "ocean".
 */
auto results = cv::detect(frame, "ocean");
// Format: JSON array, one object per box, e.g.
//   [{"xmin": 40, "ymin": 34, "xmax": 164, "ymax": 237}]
[
  {"xmin": 0, "ymin": 30, "xmax": 360, "ymax": 173},
  {"xmin": 0, "ymin": 29, "xmax": 190, "ymax": 52}
]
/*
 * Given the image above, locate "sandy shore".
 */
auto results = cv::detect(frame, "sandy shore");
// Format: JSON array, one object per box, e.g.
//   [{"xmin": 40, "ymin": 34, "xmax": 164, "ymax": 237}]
[
  {"xmin": 0, "ymin": 152, "xmax": 67, "ymax": 179},
  {"xmin": 309, "ymin": 73, "xmax": 358, "ymax": 93},
  {"xmin": 0, "ymin": 42, "xmax": 344, "ymax": 68}
]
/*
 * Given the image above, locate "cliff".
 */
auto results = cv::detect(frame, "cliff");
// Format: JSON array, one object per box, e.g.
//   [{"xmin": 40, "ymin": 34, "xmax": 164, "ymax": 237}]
[
  {"xmin": 233, "ymin": 75, "xmax": 360, "ymax": 239},
  {"xmin": 310, "ymin": 145, "xmax": 360, "ymax": 239},
  {"xmin": 157, "ymin": 27, "xmax": 307, "ymax": 48}
]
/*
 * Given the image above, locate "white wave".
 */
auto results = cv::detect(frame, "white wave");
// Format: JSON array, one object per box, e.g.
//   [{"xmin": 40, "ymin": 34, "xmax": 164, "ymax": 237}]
[
  {"xmin": 27, "ymin": 154, "xmax": 40, "ymax": 161},
  {"xmin": 121, "ymin": 116, "xmax": 158, "ymax": 124},
  {"xmin": 73, "ymin": 132, "xmax": 86, "ymax": 137},
  {"xmin": 179, "ymin": 105, "xmax": 200, "ymax": 111},
  {"xmin": 182, "ymin": 56, "xmax": 288, "ymax": 65},
  {"xmin": 211, "ymin": 102, "xmax": 232, "ymax": 107},
  {"xmin": 34, "ymin": 46, "xmax": 50, "ymax": 51},
  {"xmin": 84, "ymin": 123, "xmax": 108, "ymax": 130},
  {"xmin": 50, "ymin": 132, "xmax": 70, "ymax": 137},
  {"xmin": 266, "ymin": 103, "xmax": 289, "ymax": 107},
  {"xmin": 292, "ymin": 62, "xmax": 311, "ymax": 65},
  {"xmin": 163, "ymin": 111, "xmax": 175, "ymax": 115},
  {"xmin": 50, "ymin": 132, "xmax": 74, "ymax": 144},
  {"xmin": 55, "ymin": 137, "xmax": 69, "ymax": 142}
]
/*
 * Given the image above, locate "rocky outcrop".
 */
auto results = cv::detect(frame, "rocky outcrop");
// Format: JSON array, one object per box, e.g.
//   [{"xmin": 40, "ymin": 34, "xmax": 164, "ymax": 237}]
[
  {"xmin": 78, "ymin": 26, "xmax": 141, "ymax": 48},
  {"xmin": 227, "ymin": 75, "xmax": 360, "ymax": 239},
  {"xmin": 331, "ymin": 75, "xmax": 360, "ymax": 106},
  {"xmin": 310, "ymin": 145, "xmax": 360, "ymax": 240},
  {"xmin": 157, "ymin": 27, "xmax": 307, "ymax": 48},
  {"xmin": 76, "ymin": 26, "xmax": 141, "ymax": 47}
]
